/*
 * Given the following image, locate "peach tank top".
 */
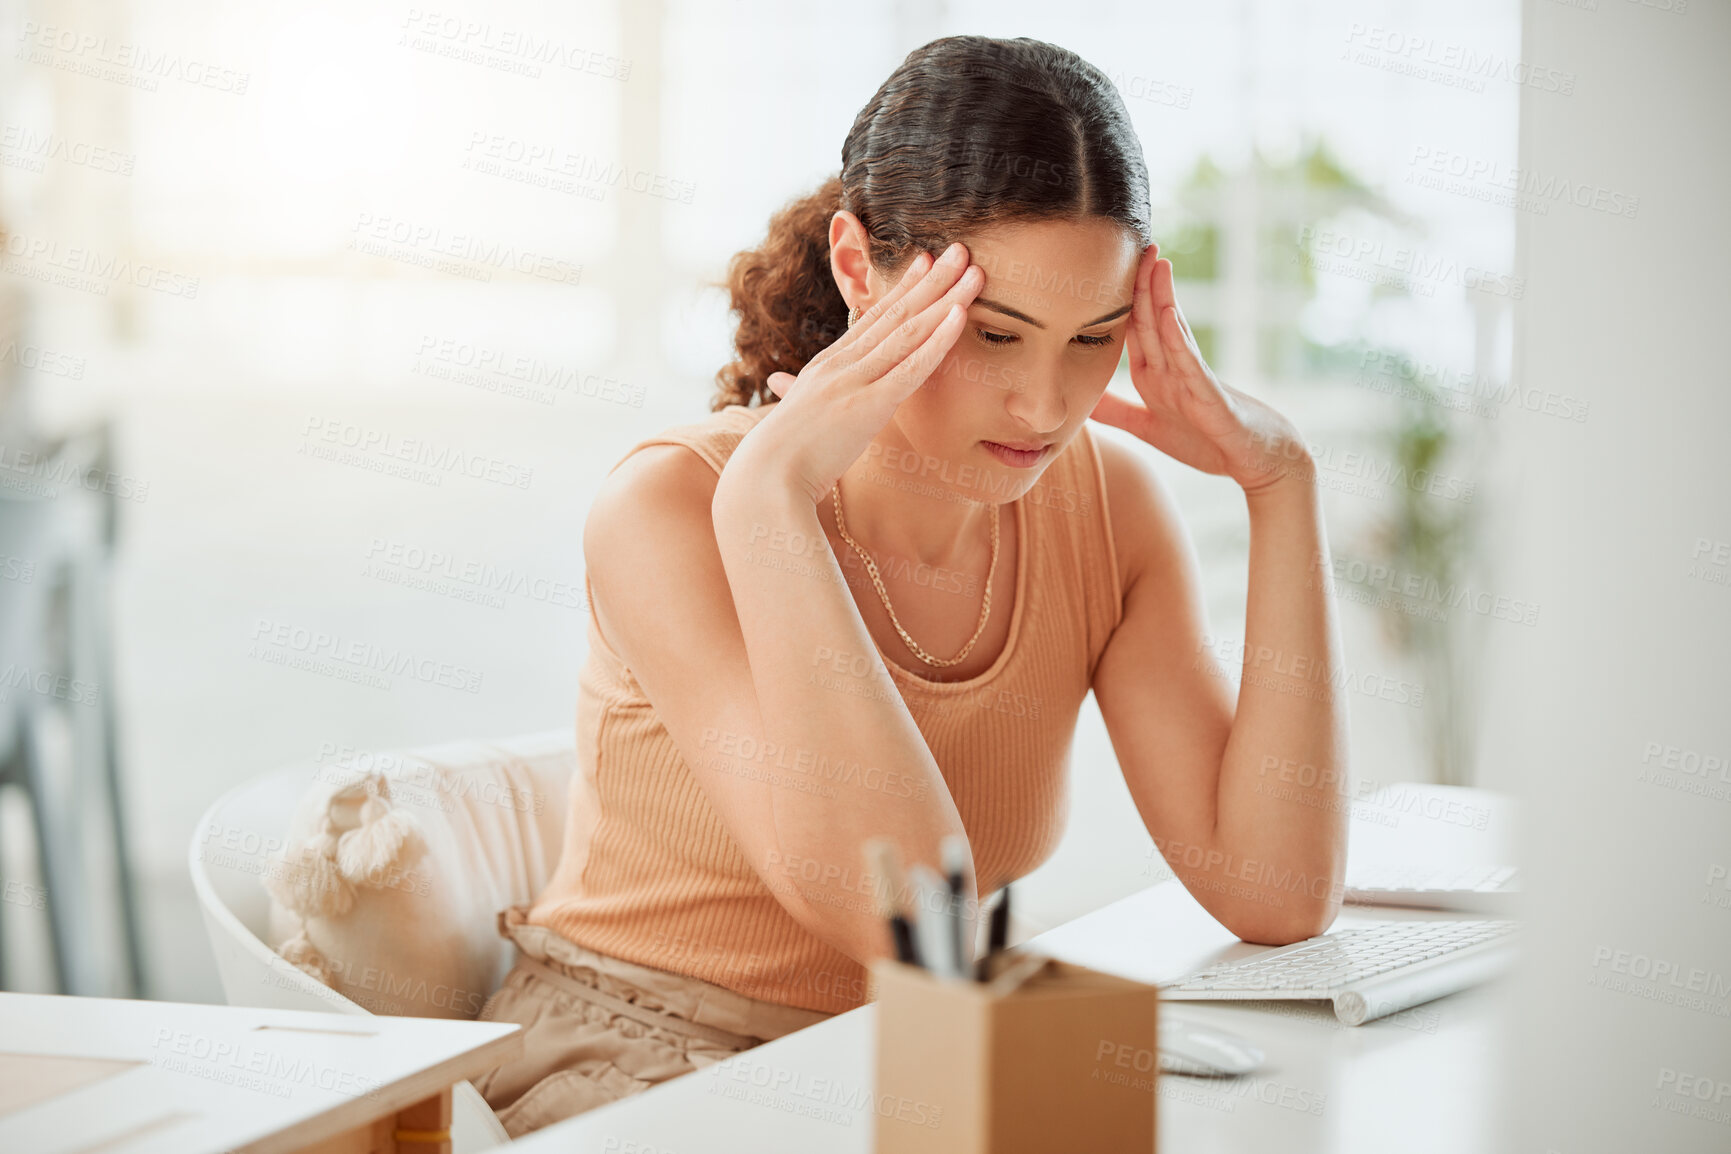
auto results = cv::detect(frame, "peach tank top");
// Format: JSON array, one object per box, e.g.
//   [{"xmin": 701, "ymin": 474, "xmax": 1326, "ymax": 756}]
[{"xmin": 527, "ymin": 402, "xmax": 1124, "ymax": 1014}]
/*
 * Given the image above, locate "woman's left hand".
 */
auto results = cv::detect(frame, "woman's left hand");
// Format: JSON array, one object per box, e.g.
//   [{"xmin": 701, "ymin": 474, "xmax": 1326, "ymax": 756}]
[{"xmin": 1090, "ymin": 244, "xmax": 1311, "ymax": 495}]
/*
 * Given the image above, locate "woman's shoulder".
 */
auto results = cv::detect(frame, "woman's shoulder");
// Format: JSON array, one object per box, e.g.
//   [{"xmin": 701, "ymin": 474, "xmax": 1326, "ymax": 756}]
[
  {"xmin": 671, "ymin": 400, "xmax": 774, "ymax": 435},
  {"xmin": 1083, "ymin": 425, "xmax": 1186, "ymax": 602},
  {"xmin": 599, "ymin": 401, "xmax": 773, "ymax": 492},
  {"xmin": 583, "ymin": 410, "xmax": 763, "ymax": 663},
  {"xmin": 640, "ymin": 401, "xmax": 768, "ymax": 463}
]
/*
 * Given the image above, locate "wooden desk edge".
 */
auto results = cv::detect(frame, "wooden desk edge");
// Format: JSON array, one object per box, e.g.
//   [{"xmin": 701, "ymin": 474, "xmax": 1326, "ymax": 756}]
[{"xmin": 236, "ymin": 1025, "xmax": 523, "ymax": 1154}]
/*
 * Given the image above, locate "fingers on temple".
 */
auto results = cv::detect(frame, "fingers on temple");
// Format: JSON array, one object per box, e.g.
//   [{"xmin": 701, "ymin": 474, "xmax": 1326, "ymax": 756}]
[
  {"xmin": 807, "ymin": 253, "xmax": 927, "ymax": 373},
  {"xmin": 881, "ymin": 303, "xmax": 967, "ymax": 401},
  {"xmin": 1154, "ymin": 257, "xmax": 1198, "ymax": 353},
  {"xmin": 850, "ymin": 261, "xmax": 981, "ymax": 382},
  {"xmin": 847, "ymin": 250, "xmax": 938, "ymax": 338},
  {"xmin": 1132, "ymin": 250, "xmax": 1167, "ymax": 372},
  {"xmin": 1157, "ymin": 260, "xmax": 1202, "ymax": 354},
  {"xmin": 1153, "ymin": 256, "xmax": 1183, "ymax": 322},
  {"xmin": 852, "ymin": 243, "xmax": 972, "ymax": 344}
]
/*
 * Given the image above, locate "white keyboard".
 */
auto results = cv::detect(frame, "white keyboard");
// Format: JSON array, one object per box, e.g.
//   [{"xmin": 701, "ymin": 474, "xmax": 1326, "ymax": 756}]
[
  {"xmin": 1344, "ymin": 865, "xmax": 1520, "ymax": 914},
  {"xmin": 1162, "ymin": 918, "xmax": 1518, "ymax": 1025}
]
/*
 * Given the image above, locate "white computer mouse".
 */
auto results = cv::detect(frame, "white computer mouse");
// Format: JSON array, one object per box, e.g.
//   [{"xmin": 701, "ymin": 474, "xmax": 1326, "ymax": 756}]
[{"xmin": 1157, "ymin": 1018, "xmax": 1265, "ymax": 1077}]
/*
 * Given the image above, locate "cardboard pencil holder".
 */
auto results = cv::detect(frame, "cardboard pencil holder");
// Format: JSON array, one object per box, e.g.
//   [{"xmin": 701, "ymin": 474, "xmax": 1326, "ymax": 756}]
[{"xmin": 869, "ymin": 952, "xmax": 1159, "ymax": 1153}]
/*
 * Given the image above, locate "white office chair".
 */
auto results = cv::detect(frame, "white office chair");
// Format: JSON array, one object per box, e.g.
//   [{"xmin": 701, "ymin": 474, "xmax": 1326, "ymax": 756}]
[{"xmin": 189, "ymin": 732, "xmax": 578, "ymax": 1152}]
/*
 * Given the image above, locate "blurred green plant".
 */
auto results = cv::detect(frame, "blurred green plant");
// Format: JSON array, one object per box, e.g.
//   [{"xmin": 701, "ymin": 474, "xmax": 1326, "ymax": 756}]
[
  {"xmin": 1162, "ymin": 137, "xmax": 1415, "ymax": 379},
  {"xmin": 1159, "ymin": 136, "xmax": 1491, "ymax": 786},
  {"xmin": 1359, "ymin": 383, "xmax": 1484, "ymax": 786}
]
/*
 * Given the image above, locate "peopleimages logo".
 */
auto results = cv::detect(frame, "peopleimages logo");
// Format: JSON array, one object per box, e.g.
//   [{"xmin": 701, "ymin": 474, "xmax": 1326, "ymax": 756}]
[
  {"xmin": 462, "ymin": 132, "xmax": 695, "ymax": 204},
  {"xmin": 1294, "ymin": 226, "xmax": 1525, "ymax": 299},
  {"xmin": 348, "ymin": 212, "xmax": 582, "ymax": 287},
  {"xmin": 248, "ymin": 618, "xmax": 484, "ymax": 694},
  {"xmin": 1589, "ymin": 946, "xmax": 1731, "ymax": 1007},
  {"xmin": 150, "ymin": 1028, "xmax": 382, "ymax": 1102},
  {"xmin": 17, "ymin": 21, "xmax": 252, "ymax": 94},
  {"xmin": 0, "ymin": 663, "xmax": 101, "ymax": 707},
  {"xmin": 1342, "ymin": 24, "xmax": 1576, "ymax": 95},
  {"xmin": 299, "ymin": 417, "xmax": 534, "ymax": 490},
  {"xmin": 0, "ymin": 230, "xmax": 199, "ymax": 298},
  {"xmin": 700, "ymin": 728, "xmax": 929, "ymax": 801},
  {"xmin": 1193, "ymin": 633, "xmax": 1426, "ymax": 709},
  {"xmin": 1407, "ymin": 145, "xmax": 1640, "ymax": 219},
  {"xmin": 398, "ymin": 9, "xmax": 633, "ymax": 81},
  {"xmin": 705, "ymin": 1058, "xmax": 944, "ymax": 1130},
  {"xmin": 1355, "ymin": 349, "xmax": 1591, "ymax": 424},
  {"xmin": 0, "ymin": 123, "xmax": 135, "ymax": 176},
  {"xmin": 412, "ymin": 336, "xmax": 646, "ymax": 408},
  {"xmin": 1319, "ymin": 552, "xmax": 1542, "ymax": 627},
  {"xmin": 0, "ymin": 443, "xmax": 149, "ymax": 502},
  {"xmin": 361, "ymin": 537, "xmax": 583, "ymax": 610},
  {"xmin": 0, "ymin": 338, "xmax": 87, "ymax": 380}
]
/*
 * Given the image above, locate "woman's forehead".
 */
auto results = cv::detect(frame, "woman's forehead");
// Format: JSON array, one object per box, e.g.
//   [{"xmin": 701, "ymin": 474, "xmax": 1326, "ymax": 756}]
[{"xmin": 959, "ymin": 220, "xmax": 1141, "ymax": 321}]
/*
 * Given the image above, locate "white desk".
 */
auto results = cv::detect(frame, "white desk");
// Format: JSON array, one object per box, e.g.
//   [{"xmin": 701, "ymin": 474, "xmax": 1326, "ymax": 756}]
[
  {"xmin": 0, "ymin": 993, "xmax": 522, "ymax": 1153},
  {"xmin": 505, "ymin": 888, "xmax": 1504, "ymax": 1153},
  {"xmin": 508, "ymin": 785, "xmax": 1515, "ymax": 1153}
]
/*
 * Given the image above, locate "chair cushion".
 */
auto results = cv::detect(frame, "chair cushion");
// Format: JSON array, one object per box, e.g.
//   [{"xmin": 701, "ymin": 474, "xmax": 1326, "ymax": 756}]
[{"xmin": 263, "ymin": 732, "xmax": 574, "ymax": 1019}]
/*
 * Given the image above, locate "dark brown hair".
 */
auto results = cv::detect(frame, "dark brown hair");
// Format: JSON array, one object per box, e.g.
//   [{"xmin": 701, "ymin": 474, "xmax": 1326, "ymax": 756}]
[{"xmin": 710, "ymin": 35, "xmax": 1152, "ymax": 411}]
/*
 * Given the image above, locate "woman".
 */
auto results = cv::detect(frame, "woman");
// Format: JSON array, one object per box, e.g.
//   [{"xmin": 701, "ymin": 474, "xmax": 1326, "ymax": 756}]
[{"xmin": 471, "ymin": 33, "xmax": 1347, "ymax": 1137}]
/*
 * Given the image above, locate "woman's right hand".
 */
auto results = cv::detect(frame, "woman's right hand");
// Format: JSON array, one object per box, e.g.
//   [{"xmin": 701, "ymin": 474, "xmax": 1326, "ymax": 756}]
[{"xmin": 731, "ymin": 240, "xmax": 985, "ymax": 507}]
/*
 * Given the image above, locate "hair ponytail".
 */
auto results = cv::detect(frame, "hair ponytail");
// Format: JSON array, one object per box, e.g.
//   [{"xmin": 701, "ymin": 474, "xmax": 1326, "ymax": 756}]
[{"xmin": 709, "ymin": 175, "xmax": 848, "ymax": 411}]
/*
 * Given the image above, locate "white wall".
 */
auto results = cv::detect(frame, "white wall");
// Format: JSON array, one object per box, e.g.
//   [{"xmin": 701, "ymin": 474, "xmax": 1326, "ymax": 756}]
[{"xmin": 1484, "ymin": 3, "xmax": 1730, "ymax": 1149}]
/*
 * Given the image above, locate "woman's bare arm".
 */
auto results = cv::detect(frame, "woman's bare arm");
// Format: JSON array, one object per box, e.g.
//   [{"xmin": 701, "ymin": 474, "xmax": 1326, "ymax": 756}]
[
  {"xmin": 709, "ymin": 458, "xmax": 974, "ymax": 951},
  {"xmin": 1091, "ymin": 439, "xmax": 1346, "ymax": 943},
  {"xmin": 1089, "ymin": 245, "xmax": 1349, "ymax": 943},
  {"xmin": 585, "ymin": 447, "xmax": 970, "ymax": 969}
]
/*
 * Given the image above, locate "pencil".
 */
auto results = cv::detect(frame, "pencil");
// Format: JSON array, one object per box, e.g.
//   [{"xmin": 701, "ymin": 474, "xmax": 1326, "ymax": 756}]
[
  {"xmin": 975, "ymin": 884, "xmax": 1012, "ymax": 982},
  {"xmin": 941, "ymin": 835, "xmax": 970, "ymax": 979},
  {"xmin": 988, "ymin": 883, "xmax": 1011, "ymax": 955},
  {"xmin": 865, "ymin": 837, "xmax": 921, "ymax": 967}
]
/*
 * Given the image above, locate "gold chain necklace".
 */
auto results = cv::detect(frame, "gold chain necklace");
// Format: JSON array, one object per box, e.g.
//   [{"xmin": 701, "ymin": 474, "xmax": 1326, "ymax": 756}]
[{"xmin": 830, "ymin": 477, "xmax": 999, "ymax": 668}]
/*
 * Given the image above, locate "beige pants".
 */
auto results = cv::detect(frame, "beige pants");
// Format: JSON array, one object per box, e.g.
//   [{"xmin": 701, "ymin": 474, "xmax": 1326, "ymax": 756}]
[{"xmin": 470, "ymin": 904, "xmax": 834, "ymax": 1138}]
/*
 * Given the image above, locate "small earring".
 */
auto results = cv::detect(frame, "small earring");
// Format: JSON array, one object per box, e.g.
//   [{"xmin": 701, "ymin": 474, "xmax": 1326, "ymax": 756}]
[{"xmin": 847, "ymin": 305, "xmax": 861, "ymax": 330}]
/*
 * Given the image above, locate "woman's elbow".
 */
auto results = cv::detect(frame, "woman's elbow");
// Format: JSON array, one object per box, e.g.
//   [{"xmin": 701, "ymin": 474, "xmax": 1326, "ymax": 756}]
[{"xmin": 1220, "ymin": 895, "xmax": 1340, "ymax": 946}]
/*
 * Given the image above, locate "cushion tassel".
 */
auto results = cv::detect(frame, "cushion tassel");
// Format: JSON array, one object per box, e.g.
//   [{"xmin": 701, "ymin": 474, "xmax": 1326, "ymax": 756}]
[
  {"xmin": 277, "ymin": 924, "xmax": 337, "ymax": 986},
  {"xmin": 264, "ymin": 819, "xmax": 356, "ymax": 918},
  {"xmin": 335, "ymin": 776, "xmax": 425, "ymax": 885}
]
